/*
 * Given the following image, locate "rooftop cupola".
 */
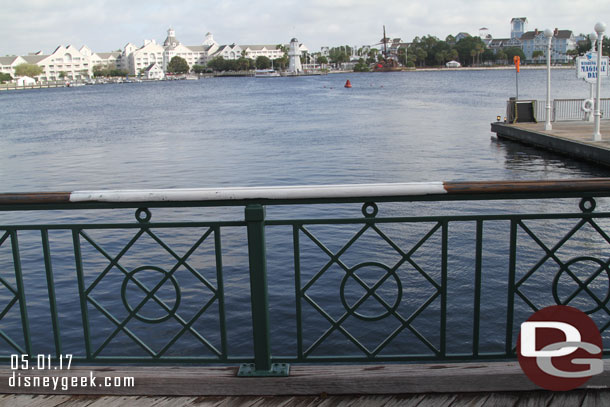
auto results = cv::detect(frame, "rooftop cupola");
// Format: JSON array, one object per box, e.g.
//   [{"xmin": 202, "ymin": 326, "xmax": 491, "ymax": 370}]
[{"xmin": 163, "ymin": 27, "xmax": 180, "ymax": 48}]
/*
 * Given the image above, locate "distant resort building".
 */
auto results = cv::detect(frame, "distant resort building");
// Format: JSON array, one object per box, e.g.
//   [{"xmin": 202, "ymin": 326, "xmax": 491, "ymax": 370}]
[
  {"xmin": 0, "ymin": 45, "xmax": 120, "ymax": 81},
  {"xmin": 0, "ymin": 56, "xmax": 27, "ymax": 77},
  {"xmin": 479, "ymin": 17, "xmax": 575, "ymax": 63},
  {"xmin": 455, "ymin": 32, "xmax": 471, "ymax": 42},
  {"xmin": 0, "ymin": 27, "xmax": 308, "ymax": 81},
  {"xmin": 510, "ymin": 18, "xmax": 528, "ymax": 39},
  {"xmin": 142, "ymin": 63, "xmax": 165, "ymax": 80},
  {"xmin": 121, "ymin": 28, "xmax": 307, "ymax": 76},
  {"xmin": 519, "ymin": 28, "xmax": 576, "ymax": 63}
]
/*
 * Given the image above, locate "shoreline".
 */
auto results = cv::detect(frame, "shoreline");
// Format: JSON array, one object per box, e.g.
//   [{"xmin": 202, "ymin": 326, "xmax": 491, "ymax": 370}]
[
  {"xmin": 0, "ymin": 65, "xmax": 578, "ymax": 90},
  {"xmin": 329, "ymin": 65, "xmax": 574, "ymax": 74}
]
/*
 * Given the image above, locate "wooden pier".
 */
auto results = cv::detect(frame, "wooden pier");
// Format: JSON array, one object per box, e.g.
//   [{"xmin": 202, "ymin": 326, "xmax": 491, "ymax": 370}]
[
  {"xmin": 1, "ymin": 362, "xmax": 609, "ymax": 405},
  {"xmin": 491, "ymin": 121, "xmax": 610, "ymax": 167},
  {"xmin": 1, "ymin": 390, "xmax": 609, "ymax": 407}
]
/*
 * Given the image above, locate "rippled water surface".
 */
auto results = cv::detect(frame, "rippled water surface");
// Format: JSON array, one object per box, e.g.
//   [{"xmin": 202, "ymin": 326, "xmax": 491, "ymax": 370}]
[{"xmin": 1, "ymin": 69, "xmax": 610, "ymax": 361}]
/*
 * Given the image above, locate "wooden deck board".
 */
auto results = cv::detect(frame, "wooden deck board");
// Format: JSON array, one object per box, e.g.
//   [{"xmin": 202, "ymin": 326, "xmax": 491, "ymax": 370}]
[
  {"xmin": 450, "ymin": 392, "xmax": 491, "ymax": 407},
  {"xmin": 548, "ymin": 391, "xmax": 587, "ymax": 407},
  {"xmin": 2, "ymin": 362, "xmax": 610, "ymax": 396},
  {"xmin": 1, "ymin": 392, "xmax": 609, "ymax": 407},
  {"xmin": 512, "ymin": 391, "xmax": 554, "ymax": 407},
  {"xmin": 581, "ymin": 390, "xmax": 610, "ymax": 407},
  {"xmin": 0, "ymin": 390, "xmax": 610, "ymax": 407},
  {"xmin": 0, "ymin": 363, "xmax": 609, "ymax": 406}
]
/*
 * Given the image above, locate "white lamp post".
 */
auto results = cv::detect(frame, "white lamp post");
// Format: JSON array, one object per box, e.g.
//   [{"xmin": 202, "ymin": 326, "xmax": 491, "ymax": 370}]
[
  {"xmin": 544, "ymin": 28, "xmax": 553, "ymax": 131},
  {"xmin": 594, "ymin": 22, "xmax": 606, "ymax": 141}
]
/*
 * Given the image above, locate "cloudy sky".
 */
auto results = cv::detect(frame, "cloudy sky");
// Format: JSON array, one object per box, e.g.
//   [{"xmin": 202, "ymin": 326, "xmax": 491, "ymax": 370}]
[{"xmin": 2, "ymin": 0, "xmax": 609, "ymax": 56}]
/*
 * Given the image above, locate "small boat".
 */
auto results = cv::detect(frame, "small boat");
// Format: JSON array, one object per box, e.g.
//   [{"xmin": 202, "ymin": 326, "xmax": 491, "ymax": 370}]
[{"xmin": 254, "ymin": 69, "xmax": 280, "ymax": 78}]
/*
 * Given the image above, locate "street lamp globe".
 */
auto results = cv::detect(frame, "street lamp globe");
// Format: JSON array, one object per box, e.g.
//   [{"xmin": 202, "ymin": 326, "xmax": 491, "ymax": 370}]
[
  {"xmin": 590, "ymin": 32, "xmax": 598, "ymax": 42},
  {"xmin": 544, "ymin": 28, "xmax": 553, "ymax": 38},
  {"xmin": 594, "ymin": 22, "xmax": 606, "ymax": 34}
]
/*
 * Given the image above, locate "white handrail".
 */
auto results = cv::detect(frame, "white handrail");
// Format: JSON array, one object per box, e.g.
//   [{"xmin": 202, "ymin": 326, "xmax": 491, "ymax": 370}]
[{"xmin": 70, "ymin": 183, "xmax": 447, "ymax": 202}]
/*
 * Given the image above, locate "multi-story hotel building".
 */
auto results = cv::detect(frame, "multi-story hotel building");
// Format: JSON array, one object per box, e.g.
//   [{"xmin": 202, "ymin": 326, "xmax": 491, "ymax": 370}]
[
  {"xmin": 122, "ymin": 28, "xmax": 306, "ymax": 75},
  {"xmin": 1, "ymin": 27, "xmax": 308, "ymax": 80},
  {"xmin": 0, "ymin": 45, "xmax": 119, "ymax": 81}
]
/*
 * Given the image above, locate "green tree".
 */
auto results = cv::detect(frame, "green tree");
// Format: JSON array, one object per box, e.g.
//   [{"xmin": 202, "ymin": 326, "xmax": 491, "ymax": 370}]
[
  {"xmin": 482, "ymin": 49, "xmax": 495, "ymax": 63},
  {"xmin": 414, "ymin": 48, "xmax": 427, "ymax": 67},
  {"xmin": 475, "ymin": 43, "xmax": 484, "ymax": 65},
  {"xmin": 58, "ymin": 71, "xmax": 67, "ymax": 79},
  {"xmin": 273, "ymin": 56, "xmax": 288, "ymax": 70},
  {"xmin": 276, "ymin": 44, "xmax": 289, "ymax": 56},
  {"xmin": 577, "ymin": 35, "xmax": 593, "ymax": 55},
  {"xmin": 317, "ymin": 55, "xmax": 328, "ymax": 65},
  {"xmin": 14, "ymin": 63, "xmax": 43, "ymax": 77},
  {"xmin": 503, "ymin": 47, "xmax": 526, "ymax": 62},
  {"xmin": 454, "ymin": 36, "xmax": 486, "ymax": 66},
  {"xmin": 0, "ymin": 72, "xmax": 12, "ymax": 83},
  {"xmin": 191, "ymin": 64, "xmax": 206, "ymax": 73},
  {"xmin": 353, "ymin": 58, "xmax": 370, "ymax": 72},
  {"xmin": 255, "ymin": 56, "xmax": 272, "ymax": 69},
  {"xmin": 167, "ymin": 56, "xmax": 189, "ymax": 74},
  {"xmin": 496, "ymin": 49, "xmax": 507, "ymax": 63},
  {"xmin": 367, "ymin": 48, "xmax": 379, "ymax": 64},
  {"xmin": 206, "ymin": 57, "xmax": 225, "ymax": 71},
  {"xmin": 434, "ymin": 51, "xmax": 445, "ymax": 66},
  {"xmin": 328, "ymin": 46, "xmax": 351, "ymax": 64},
  {"xmin": 236, "ymin": 57, "xmax": 251, "ymax": 70},
  {"xmin": 397, "ymin": 48, "xmax": 407, "ymax": 66},
  {"xmin": 109, "ymin": 68, "xmax": 128, "ymax": 77},
  {"xmin": 92, "ymin": 64, "xmax": 107, "ymax": 77},
  {"xmin": 532, "ymin": 50, "xmax": 545, "ymax": 63},
  {"xmin": 566, "ymin": 49, "xmax": 579, "ymax": 62}
]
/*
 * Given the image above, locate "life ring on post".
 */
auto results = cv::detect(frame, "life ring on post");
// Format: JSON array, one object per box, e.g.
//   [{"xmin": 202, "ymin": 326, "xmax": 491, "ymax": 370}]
[{"xmin": 582, "ymin": 98, "xmax": 594, "ymax": 113}]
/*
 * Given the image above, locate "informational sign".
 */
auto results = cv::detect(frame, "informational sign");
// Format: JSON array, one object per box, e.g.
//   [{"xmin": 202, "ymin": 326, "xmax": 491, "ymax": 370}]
[{"xmin": 576, "ymin": 52, "xmax": 609, "ymax": 83}]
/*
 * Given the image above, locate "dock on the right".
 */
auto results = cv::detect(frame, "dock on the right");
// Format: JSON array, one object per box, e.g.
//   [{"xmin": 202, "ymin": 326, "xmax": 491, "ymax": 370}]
[{"xmin": 491, "ymin": 99, "xmax": 610, "ymax": 167}]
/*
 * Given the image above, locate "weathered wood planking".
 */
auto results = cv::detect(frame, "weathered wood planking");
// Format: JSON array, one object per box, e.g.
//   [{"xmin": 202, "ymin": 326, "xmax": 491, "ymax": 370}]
[
  {"xmin": 1, "ymin": 392, "xmax": 610, "ymax": 407},
  {"xmin": 1, "ymin": 362, "xmax": 610, "ymax": 397}
]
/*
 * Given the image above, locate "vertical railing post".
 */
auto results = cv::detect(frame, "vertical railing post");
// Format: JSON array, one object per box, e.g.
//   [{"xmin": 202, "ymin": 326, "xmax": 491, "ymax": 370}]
[{"xmin": 238, "ymin": 204, "xmax": 289, "ymax": 377}]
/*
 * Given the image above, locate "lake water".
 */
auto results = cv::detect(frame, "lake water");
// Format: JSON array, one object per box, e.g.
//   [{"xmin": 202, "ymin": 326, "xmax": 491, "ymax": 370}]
[{"xmin": 1, "ymin": 68, "xmax": 610, "ymax": 362}]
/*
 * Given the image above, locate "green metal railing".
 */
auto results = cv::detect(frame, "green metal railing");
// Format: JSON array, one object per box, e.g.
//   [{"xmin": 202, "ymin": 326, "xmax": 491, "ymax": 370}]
[{"xmin": 1, "ymin": 180, "xmax": 610, "ymax": 376}]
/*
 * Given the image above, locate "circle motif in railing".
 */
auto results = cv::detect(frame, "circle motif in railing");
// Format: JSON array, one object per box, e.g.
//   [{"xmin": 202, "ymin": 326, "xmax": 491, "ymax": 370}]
[
  {"xmin": 579, "ymin": 197, "xmax": 596, "ymax": 213},
  {"xmin": 135, "ymin": 208, "xmax": 152, "ymax": 223},
  {"xmin": 121, "ymin": 266, "xmax": 181, "ymax": 323},
  {"xmin": 340, "ymin": 262, "xmax": 402, "ymax": 321},
  {"xmin": 361, "ymin": 202, "xmax": 378, "ymax": 218},
  {"xmin": 552, "ymin": 256, "xmax": 610, "ymax": 314}
]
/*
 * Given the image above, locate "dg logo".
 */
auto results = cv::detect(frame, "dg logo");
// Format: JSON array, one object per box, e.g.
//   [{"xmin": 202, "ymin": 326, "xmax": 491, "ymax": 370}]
[{"xmin": 517, "ymin": 305, "xmax": 603, "ymax": 391}]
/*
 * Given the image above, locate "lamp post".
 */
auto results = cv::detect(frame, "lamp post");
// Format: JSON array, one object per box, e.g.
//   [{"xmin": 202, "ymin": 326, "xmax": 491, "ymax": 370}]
[
  {"xmin": 544, "ymin": 28, "xmax": 553, "ymax": 131},
  {"xmin": 588, "ymin": 32, "xmax": 598, "ymax": 122},
  {"xmin": 593, "ymin": 22, "xmax": 606, "ymax": 141}
]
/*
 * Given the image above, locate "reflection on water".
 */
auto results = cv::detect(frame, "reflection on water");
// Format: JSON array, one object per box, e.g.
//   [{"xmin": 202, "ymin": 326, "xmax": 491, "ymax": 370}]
[
  {"xmin": 1, "ymin": 69, "xmax": 610, "ymax": 361},
  {"xmin": 491, "ymin": 136, "xmax": 610, "ymax": 177}
]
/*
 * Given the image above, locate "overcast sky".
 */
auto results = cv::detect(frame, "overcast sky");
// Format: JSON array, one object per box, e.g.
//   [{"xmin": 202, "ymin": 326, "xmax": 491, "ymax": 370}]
[{"xmin": 2, "ymin": 0, "xmax": 609, "ymax": 56}]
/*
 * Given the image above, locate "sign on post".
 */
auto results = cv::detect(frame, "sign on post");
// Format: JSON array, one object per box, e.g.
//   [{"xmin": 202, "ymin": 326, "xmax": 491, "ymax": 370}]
[{"xmin": 576, "ymin": 52, "xmax": 609, "ymax": 83}]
